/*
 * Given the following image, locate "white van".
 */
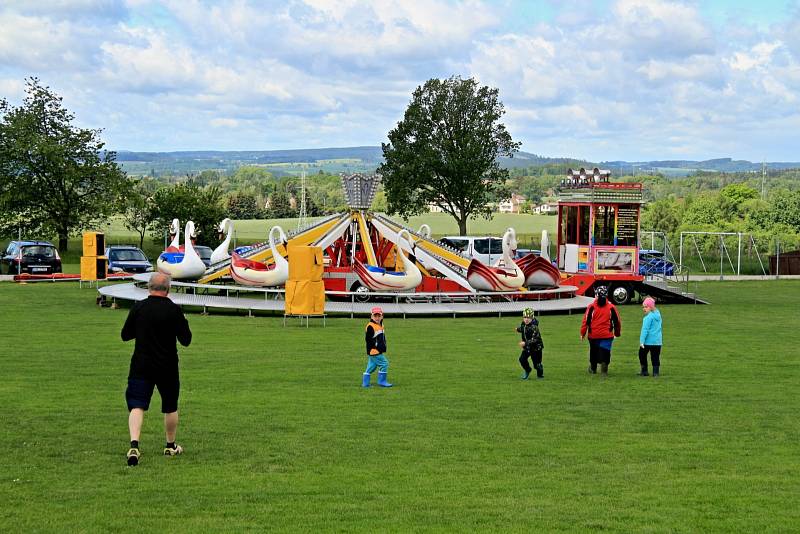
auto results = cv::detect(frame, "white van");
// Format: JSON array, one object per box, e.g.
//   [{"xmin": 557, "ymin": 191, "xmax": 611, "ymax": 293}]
[{"xmin": 439, "ymin": 236, "xmax": 505, "ymax": 265}]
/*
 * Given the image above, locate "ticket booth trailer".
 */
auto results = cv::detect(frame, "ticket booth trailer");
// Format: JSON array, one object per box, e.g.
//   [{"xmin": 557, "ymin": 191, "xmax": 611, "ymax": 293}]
[{"xmin": 556, "ymin": 169, "xmax": 646, "ymax": 303}]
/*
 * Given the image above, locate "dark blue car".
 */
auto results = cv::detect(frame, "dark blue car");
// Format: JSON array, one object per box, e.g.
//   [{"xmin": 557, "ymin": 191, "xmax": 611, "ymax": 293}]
[
  {"xmin": 106, "ymin": 246, "xmax": 153, "ymax": 274},
  {"xmin": 639, "ymin": 249, "xmax": 675, "ymax": 276}
]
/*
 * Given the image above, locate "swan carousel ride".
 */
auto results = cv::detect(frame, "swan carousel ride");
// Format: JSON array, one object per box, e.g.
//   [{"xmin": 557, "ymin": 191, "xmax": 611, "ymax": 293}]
[
  {"xmin": 157, "ymin": 220, "xmax": 207, "ymax": 279},
  {"xmin": 515, "ymin": 229, "xmax": 561, "ymax": 288},
  {"xmin": 466, "ymin": 227, "xmax": 525, "ymax": 291},
  {"xmin": 229, "ymin": 225, "xmax": 289, "ymax": 287},
  {"xmin": 353, "ymin": 229, "xmax": 423, "ymax": 291},
  {"xmin": 210, "ymin": 218, "xmax": 234, "ymax": 264}
]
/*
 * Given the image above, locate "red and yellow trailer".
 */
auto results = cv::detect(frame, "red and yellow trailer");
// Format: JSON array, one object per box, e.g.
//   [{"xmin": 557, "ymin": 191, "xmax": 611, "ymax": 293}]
[{"xmin": 555, "ymin": 168, "xmax": 646, "ymax": 304}]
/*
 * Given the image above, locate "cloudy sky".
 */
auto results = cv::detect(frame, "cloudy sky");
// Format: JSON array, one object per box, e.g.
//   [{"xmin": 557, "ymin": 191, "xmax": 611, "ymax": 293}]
[{"xmin": 1, "ymin": 0, "xmax": 799, "ymax": 161}]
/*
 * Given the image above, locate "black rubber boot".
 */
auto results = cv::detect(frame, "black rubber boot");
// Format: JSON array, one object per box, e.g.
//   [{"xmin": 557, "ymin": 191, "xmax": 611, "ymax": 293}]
[
  {"xmin": 536, "ymin": 364, "xmax": 544, "ymax": 379},
  {"xmin": 639, "ymin": 366, "xmax": 649, "ymax": 376},
  {"xmin": 588, "ymin": 364, "xmax": 597, "ymax": 374},
  {"xmin": 653, "ymin": 365, "xmax": 659, "ymax": 377},
  {"xmin": 600, "ymin": 363, "xmax": 609, "ymax": 376}
]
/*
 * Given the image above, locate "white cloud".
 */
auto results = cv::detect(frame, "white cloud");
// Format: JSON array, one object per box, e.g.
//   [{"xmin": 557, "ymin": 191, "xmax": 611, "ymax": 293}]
[
  {"xmin": 637, "ymin": 56, "xmax": 724, "ymax": 86},
  {"xmin": 7, "ymin": 0, "xmax": 128, "ymax": 19},
  {"xmin": 100, "ymin": 27, "xmax": 200, "ymax": 92},
  {"xmin": 610, "ymin": 0, "xmax": 716, "ymax": 59},
  {"xmin": 760, "ymin": 76, "xmax": 797, "ymax": 103},
  {"xmin": 210, "ymin": 118, "xmax": 240, "ymax": 128},
  {"xmin": 728, "ymin": 41, "xmax": 782, "ymax": 71},
  {"xmin": 0, "ymin": 12, "xmax": 93, "ymax": 71},
  {"xmin": 0, "ymin": 78, "xmax": 25, "ymax": 101}
]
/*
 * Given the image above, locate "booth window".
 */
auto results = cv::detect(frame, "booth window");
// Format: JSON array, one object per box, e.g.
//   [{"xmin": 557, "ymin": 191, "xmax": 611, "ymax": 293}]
[
  {"xmin": 593, "ymin": 205, "xmax": 615, "ymax": 246},
  {"xmin": 563, "ymin": 206, "xmax": 577, "ymax": 244},
  {"xmin": 579, "ymin": 206, "xmax": 590, "ymax": 245},
  {"xmin": 561, "ymin": 205, "xmax": 591, "ymax": 245}
]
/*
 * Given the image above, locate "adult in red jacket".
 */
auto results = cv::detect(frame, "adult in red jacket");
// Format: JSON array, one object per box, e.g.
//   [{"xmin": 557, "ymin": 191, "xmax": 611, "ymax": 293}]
[{"xmin": 580, "ymin": 286, "xmax": 622, "ymax": 375}]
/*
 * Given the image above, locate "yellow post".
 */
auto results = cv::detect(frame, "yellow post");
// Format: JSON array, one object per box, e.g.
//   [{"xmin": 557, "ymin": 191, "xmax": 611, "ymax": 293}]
[{"xmin": 81, "ymin": 232, "xmax": 107, "ymax": 281}]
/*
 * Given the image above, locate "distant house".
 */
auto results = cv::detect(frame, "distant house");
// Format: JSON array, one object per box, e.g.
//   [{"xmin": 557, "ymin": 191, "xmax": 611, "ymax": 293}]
[
  {"xmin": 498, "ymin": 193, "xmax": 526, "ymax": 214},
  {"xmin": 428, "ymin": 203, "xmax": 445, "ymax": 213},
  {"xmin": 534, "ymin": 202, "xmax": 558, "ymax": 215}
]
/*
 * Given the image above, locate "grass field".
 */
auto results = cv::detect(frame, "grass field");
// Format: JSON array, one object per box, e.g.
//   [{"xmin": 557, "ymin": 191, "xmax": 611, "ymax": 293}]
[{"xmin": 1, "ymin": 280, "xmax": 798, "ymax": 531}]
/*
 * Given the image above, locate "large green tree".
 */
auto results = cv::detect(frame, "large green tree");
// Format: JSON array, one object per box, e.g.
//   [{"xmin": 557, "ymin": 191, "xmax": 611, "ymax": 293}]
[
  {"xmin": 122, "ymin": 181, "xmax": 155, "ymax": 249},
  {"xmin": 0, "ymin": 78, "xmax": 130, "ymax": 250},
  {"xmin": 225, "ymin": 191, "xmax": 262, "ymax": 219},
  {"xmin": 267, "ymin": 190, "xmax": 293, "ymax": 218},
  {"xmin": 379, "ymin": 76, "xmax": 520, "ymax": 235},
  {"xmin": 641, "ymin": 198, "xmax": 681, "ymax": 235},
  {"xmin": 148, "ymin": 181, "xmax": 225, "ymax": 247}
]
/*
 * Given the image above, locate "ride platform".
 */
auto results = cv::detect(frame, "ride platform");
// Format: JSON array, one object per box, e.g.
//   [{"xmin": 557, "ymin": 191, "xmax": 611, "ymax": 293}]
[{"xmin": 97, "ymin": 274, "xmax": 593, "ymax": 317}]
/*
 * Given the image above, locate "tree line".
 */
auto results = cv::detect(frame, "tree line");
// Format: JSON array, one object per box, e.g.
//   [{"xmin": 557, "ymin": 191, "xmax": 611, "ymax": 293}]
[
  {"xmin": 120, "ymin": 169, "xmax": 354, "ymax": 248},
  {"xmin": 504, "ymin": 166, "xmax": 800, "ymax": 254}
]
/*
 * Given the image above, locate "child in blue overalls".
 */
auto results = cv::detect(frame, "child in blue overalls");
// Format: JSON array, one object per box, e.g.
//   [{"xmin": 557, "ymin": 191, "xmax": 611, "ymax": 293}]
[{"xmin": 362, "ymin": 307, "xmax": 393, "ymax": 387}]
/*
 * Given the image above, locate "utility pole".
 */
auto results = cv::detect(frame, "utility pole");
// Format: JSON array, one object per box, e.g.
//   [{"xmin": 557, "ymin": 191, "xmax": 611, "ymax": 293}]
[
  {"xmin": 297, "ymin": 170, "xmax": 308, "ymax": 231},
  {"xmin": 761, "ymin": 161, "xmax": 767, "ymax": 199}
]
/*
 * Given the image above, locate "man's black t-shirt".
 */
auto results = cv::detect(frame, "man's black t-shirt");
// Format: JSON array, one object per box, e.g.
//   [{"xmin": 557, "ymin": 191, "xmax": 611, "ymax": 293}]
[{"xmin": 121, "ymin": 295, "xmax": 192, "ymax": 380}]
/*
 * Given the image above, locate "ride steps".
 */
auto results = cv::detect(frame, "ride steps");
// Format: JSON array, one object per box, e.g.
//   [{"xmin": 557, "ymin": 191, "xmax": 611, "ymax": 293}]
[{"xmin": 640, "ymin": 278, "xmax": 708, "ymax": 304}]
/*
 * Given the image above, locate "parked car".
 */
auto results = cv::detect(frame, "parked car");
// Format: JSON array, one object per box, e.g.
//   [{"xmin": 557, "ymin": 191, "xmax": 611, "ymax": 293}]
[
  {"xmin": 439, "ymin": 236, "xmax": 505, "ymax": 265},
  {"xmin": 2, "ymin": 240, "xmax": 62, "ymax": 275},
  {"xmin": 105, "ymin": 245, "xmax": 153, "ymax": 274},
  {"xmin": 194, "ymin": 245, "xmax": 213, "ymax": 267},
  {"xmin": 638, "ymin": 249, "xmax": 675, "ymax": 276},
  {"xmin": 514, "ymin": 248, "xmax": 541, "ymax": 260}
]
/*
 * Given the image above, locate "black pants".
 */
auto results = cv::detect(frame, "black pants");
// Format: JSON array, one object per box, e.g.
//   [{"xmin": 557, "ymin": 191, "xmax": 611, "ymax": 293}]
[
  {"xmin": 588, "ymin": 339, "xmax": 612, "ymax": 370},
  {"xmin": 519, "ymin": 349, "xmax": 543, "ymax": 373},
  {"xmin": 638, "ymin": 345, "xmax": 662, "ymax": 368}
]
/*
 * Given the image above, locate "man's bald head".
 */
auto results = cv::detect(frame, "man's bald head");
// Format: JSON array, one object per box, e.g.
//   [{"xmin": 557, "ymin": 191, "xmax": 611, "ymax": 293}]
[{"xmin": 148, "ymin": 273, "xmax": 171, "ymax": 295}]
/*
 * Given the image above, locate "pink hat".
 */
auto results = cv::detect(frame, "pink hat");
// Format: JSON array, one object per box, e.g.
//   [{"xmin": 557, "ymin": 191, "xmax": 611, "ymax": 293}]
[
  {"xmin": 371, "ymin": 307, "xmax": 383, "ymax": 314},
  {"xmin": 643, "ymin": 297, "xmax": 656, "ymax": 309}
]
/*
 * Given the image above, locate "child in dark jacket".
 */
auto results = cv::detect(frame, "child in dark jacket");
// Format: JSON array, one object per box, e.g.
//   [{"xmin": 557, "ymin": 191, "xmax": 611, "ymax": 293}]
[{"xmin": 516, "ymin": 308, "xmax": 544, "ymax": 379}]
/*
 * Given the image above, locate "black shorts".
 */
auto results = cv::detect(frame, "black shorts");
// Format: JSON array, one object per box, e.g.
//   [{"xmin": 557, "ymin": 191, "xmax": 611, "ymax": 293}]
[{"xmin": 126, "ymin": 376, "xmax": 180, "ymax": 413}]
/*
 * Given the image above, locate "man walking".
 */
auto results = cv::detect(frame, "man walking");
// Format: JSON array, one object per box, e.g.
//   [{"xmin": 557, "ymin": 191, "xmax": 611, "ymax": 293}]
[{"xmin": 122, "ymin": 272, "xmax": 192, "ymax": 466}]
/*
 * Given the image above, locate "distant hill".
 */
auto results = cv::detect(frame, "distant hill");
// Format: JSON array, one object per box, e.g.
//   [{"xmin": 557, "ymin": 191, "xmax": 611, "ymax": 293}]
[
  {"xmin": 115, "ymin": 146, "xmax": 385, "ymax": 176},
  {"xmin": 602, "ymin": 158, "xmax": 800, "ymax": 176},
  {"xmin": 114, "ymin": 147, "xmax": 800, "ymax": 177},
  {"xmin": 117, "ymin": 146, "xmax": 384, "ymax": 164}
]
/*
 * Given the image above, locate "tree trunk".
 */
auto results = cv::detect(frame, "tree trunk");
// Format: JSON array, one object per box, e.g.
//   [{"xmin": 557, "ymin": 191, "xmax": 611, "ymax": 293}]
[
  {"xmin": 59, "ymin": 233, "xmax": 69, "ymax": 252},
  {"xmin": 457, "ymin": 215, "xmax": 468, "ymax": 236},
  {"xmin": 138, "ymin": 232, "xmax": 145, "ymax": 249}
]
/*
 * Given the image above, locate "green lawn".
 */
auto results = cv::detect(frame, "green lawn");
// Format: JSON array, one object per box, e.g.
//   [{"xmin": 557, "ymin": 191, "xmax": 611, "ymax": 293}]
[{"xmin": 1, "ymin": 281, "xmax": 798, "ymax": 531}]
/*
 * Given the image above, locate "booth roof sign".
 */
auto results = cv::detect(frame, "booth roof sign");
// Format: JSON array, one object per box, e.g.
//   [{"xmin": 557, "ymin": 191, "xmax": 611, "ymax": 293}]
[{"xmin": 558, "ymin": 182, "xmax": 644, "ymax": 204}]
